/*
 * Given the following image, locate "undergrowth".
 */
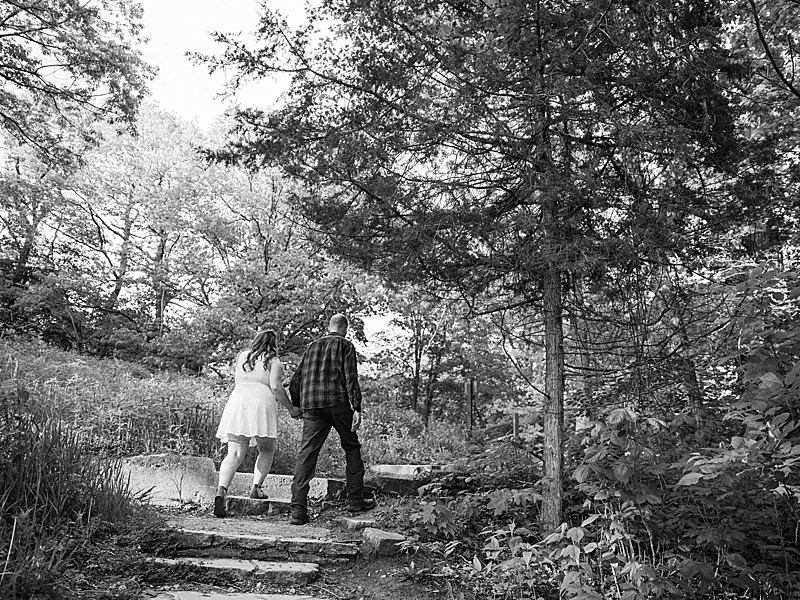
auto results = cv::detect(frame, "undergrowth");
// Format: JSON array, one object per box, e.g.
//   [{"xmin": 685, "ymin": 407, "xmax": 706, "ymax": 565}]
[
  {"xmin": 0, "ymin": 364, "xmax": 149, "ymax": 598},
  {"xmin": 395, "ymin": 407, "xmax": 800, "ymax": 600}
]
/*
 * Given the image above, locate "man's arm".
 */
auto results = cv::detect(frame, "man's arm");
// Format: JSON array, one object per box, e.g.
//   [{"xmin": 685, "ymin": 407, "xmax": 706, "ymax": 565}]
[
  {"xmin": 289, "ymin": 354, "xmax": 305, "ymax": 408},
  {"xmin": 342, "ymin": 342, "xmax": 362, "ymax": 413}
]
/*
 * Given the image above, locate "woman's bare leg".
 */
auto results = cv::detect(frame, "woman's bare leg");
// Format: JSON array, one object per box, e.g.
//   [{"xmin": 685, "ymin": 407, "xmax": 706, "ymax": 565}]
[
  {"xmin": 218, "ymin": 436, "xmax": 249, "ymax": 492},
  {"xmin": 253, "ymin": 436, "xmax": 277, "ymax": 487}
]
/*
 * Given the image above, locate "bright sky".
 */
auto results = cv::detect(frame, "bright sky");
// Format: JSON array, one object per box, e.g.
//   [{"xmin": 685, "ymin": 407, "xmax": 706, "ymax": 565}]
[{"xmin": 137, "ymin": 0, "xmax": 305, "ymax": 127}]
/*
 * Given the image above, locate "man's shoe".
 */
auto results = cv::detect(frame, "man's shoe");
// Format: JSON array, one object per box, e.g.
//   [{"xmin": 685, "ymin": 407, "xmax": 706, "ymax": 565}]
[
  {"xmin": 289, "ymin": 512, "xmax": 309, "ymax": 525},
  {"xmin": 347, "ymin": 497, "xmax": 376, "ymax": 513}
]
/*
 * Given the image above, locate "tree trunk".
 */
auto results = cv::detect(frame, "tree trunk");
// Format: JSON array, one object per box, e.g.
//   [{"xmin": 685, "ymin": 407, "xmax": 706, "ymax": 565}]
[
  {"xmin": 422, "ymin": 339, "xmax": 444, "ymax": 427},
  {"xmin": 410, "ymin": 314, "xmax": 423, "ymax": 411},
  {"xmin": 104, "ymin": 206, "xmax": 133, "ymax": 311},
  {"xmin": 534, "ymin": 32, "xmax": 565, "ymax": 529},
  {"xmin": 676, "ymin": 302, "xmax": 703, "ymax": 407},
  {"xmin": 11, "ymin": 236, "xmax": 34, "ymax": 284},
  {"xmin": 541, "ymin": 264, "xmax": 565, "ymax": 531},
  {"xmin": 152, "ymin": 234, "xmax": 171, "ymax": 337},
  {"xmin": 422, "ymin": 367, "xmax": 436, "ymax": 427}
]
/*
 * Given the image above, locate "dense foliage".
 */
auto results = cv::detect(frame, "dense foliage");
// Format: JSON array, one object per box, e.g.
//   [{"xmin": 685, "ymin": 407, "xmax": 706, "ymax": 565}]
[
  {"xmin": 0, "ymin": 0, "xmax": 153, "ymax": 156},
  {"xmin": 0, "ymin": 104, "xmax": 376, "ymax": 368}
]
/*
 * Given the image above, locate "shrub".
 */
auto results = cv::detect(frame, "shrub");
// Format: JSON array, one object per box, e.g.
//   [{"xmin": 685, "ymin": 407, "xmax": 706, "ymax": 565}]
[{"xmin": 360, "ymin": 401, "xmax": 470, "ymax": 466}]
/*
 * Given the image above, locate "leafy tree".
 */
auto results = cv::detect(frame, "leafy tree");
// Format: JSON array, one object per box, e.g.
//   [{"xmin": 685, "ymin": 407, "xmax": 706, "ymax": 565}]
[
  {"xmin": 0, "ymin": 146, "xmax": 66, "ymax": 285},
  {"xmin": 0, "ymin": 0, "xmax": 153, "ymax": 153},
  {"xmin": 55, "ymin": 106, "xmax": 223, "ymax": 349},
  {"xmin": 370, "ymin": 290, "xmax": 537, "ymax": 427},
  {"xmin": 701, "ymin": 1, "xmax": 800, "ymax": 264},
  {"xmin": 737, "ymin": 0, "xmax": 800, "ymax": 101},
  {"xmin": 369, "ymin": 290, "xmax": 451, "ymax": 415},
  {"xmin": 211, "ymin": 0, "xmax": 742, "ymax": 529},
  {"xmin": 169, "ymin": 167, "xmax": 378, "ymax": 367}
]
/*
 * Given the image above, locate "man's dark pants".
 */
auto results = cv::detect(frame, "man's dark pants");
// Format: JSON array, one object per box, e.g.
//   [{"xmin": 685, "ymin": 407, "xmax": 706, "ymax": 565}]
[{"xmin": 291, "ymin": 402, "xmax": 365, "ymax": 516}]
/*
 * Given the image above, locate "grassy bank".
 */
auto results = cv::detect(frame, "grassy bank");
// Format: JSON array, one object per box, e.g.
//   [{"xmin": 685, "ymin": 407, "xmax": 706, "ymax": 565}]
[{"xmin": 1, "ymin": 353, "xmax": 147, "ymax": 597}]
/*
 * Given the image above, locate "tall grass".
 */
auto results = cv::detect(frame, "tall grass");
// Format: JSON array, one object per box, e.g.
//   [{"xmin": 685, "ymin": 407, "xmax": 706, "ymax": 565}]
[
  {"xmin": 0, "ymin": 376, "xmax": 137, "ymax": 598},
  {"xmin": 1, "ymin": 338, "xmax": 223, "ymax": 458}
]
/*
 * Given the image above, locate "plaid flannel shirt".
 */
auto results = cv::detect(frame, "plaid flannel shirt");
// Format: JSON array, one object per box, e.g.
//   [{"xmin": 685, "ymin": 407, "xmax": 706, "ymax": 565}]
[{"xmin": 289, "ymin": 332, "xmax": 362, "ymax": 412}]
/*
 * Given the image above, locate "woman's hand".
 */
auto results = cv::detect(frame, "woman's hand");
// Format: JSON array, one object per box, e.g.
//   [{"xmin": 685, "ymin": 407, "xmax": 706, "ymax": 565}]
[{"xmin": 289, "ymin": 406, "xmax": 302, "ymax": 419}]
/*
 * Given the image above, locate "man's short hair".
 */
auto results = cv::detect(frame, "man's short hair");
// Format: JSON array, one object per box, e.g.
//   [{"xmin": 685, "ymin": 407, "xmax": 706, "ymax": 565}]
[{"xmin": 329, "ymin": 314, "xmax": 349, "ymax": 333}]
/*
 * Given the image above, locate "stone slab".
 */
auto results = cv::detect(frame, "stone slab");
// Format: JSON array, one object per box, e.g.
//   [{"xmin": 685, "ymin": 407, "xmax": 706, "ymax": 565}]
[
  {"xmin": 336, "ymin": 516, "xmax": 377, "ymax": 530},
  {"xmin": 149, "ymin": 593, "xmax": 319, "ymax": 600},
  {"xmin": 362, "ymin": 528, "xmax": 405, "ymax": 557},
  {"xmin": 163, "ymin": 528, "xmax": 359, "ymax": 563},
  {"xmin": 368, "ymin": 464, "xmax": 441, "ymax": 479},
  {"xmin": 225, "ymin": 496, "xmax": 292, "ymax": 516},
  {"xmin": 365, "ymin": 464, "xmax": 444, "ymax": 495},
  {"xmin": 121, "ymin": 454, "xmax": 217, "ymax": 505},
  {"xmin": 228, "ymin": 472, "xmax": 345, "ymax": 501},
  {"xmin": 162, "ymin": 514, "xmax": 338, "ymax": 541},
  {"xmin": 148, "ymin": 557, "xmax": 318, "ymax": 584},
  {"xmin": 120, "ymin": 453, "xmax": 345, "ymax": 505}
]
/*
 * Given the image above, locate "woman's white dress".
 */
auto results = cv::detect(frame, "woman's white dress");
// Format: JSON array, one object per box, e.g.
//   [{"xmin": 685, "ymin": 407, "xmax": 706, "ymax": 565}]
[{"xmin": 216, "ymin": 352, "xmax": 279, "ymax": 445}]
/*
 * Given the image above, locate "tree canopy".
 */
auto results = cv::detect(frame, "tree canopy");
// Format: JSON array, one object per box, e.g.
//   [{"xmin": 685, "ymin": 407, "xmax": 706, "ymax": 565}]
[{"xmin": 0, "ymin": 0, "xmax": 153, "ymax": 153}]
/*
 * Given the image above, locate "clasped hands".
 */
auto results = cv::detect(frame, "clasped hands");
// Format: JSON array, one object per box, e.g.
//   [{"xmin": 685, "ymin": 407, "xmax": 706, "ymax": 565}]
[{"xmin": 287, "ymin": 406, "xmax": 361, "ymax": 431}]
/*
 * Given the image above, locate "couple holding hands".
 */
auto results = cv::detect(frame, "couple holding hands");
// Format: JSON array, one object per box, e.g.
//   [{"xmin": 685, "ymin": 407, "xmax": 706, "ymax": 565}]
[{"xmin": 213, "ymin": 314, "xmax": 374, "ymax": 525}]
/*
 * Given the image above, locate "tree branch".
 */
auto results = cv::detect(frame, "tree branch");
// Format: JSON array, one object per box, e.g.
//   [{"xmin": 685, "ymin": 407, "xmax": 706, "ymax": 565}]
[{"xmin": 747, "ymin": 0, "xmax": 800, "ymax": 100}]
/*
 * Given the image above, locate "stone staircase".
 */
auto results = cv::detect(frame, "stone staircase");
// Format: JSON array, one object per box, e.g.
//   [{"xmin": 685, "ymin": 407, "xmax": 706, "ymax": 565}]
[
  {"xmin": 123, "ymin": 457, "xmax": 436, "ymax": 600},
  {"xmin": 139, "ymin": 495, "xmax": 373, "ymax": 599}
]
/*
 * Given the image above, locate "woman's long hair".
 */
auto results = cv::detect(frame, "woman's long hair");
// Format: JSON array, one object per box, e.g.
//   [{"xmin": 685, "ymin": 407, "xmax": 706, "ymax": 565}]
[{"xmin": 242, "ymin": 330, "xmax": 277, "ymax": 371}]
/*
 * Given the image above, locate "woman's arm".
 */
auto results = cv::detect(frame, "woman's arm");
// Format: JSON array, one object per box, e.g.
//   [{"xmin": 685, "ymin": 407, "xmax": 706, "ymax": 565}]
[{"xmin": 270, "ymin": 358, "xmax": 301, "ymax": 418}]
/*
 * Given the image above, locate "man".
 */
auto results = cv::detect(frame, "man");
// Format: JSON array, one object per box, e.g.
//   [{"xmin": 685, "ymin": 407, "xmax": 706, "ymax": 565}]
[{"xmin": 288, "ymin": 313, "xmax": 375, "ymax": 525}]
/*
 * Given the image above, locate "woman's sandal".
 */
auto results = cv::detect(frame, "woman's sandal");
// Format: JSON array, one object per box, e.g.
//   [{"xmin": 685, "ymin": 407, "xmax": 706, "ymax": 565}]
[{"xmin": 250, "ymin": 483, "xmax": 268, "ymax": 500}]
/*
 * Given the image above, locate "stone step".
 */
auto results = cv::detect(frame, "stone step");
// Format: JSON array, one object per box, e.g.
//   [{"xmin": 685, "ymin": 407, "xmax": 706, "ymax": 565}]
[
  {"xmin": 120, "ymin": 453, "xmax": 344, "ymax": 506},
  {"xmin": 336, "ymin": 516, "xmax": 378, "ymax": 530},
  {"xmin": 148, "ymin": 557, "xmax": 318, "ymax": 585},
  {"xmin": 149, "ymin": 592, "xmax": 319, "ymax": 600},
  {"xmin": 365, "ymin": 464, "xmax": 443, "ymax": 494},
  {"xmin": 161, "ymin": 528, "xmax": 359, "ymax": 563},
  {"xmin": 362, "ymin": 527, "xmax": 406, "ymax": 557},
  {"xmin": 223, "ymin": 496, "xmax": 292, "ymax": 517},
  {"xmin": 149, "ymin": 593, "xmax": 319, "ymax": 600},
  {"xmin": 227, "ymin": 472, "xmax": 344, "ymax": 501},
  {"xmin": 161, "ymin": 514, "xmax": 337, "ymax": 540}
]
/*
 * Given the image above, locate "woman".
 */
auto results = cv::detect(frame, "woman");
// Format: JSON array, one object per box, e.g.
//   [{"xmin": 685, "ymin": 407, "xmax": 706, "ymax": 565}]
[{"xmin": 213, "ymin": 330, "xmax": 300, "ymax": 517}]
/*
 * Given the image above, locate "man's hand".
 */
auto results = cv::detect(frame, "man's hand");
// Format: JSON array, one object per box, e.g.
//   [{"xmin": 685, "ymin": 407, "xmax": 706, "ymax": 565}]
[
  {"xmin": 351, "ymin": 410, "xmax": 362, "ymax": 432},
  {"xmin": 289, "ymin": 406, "xmax": 302, "ymax": 419}
]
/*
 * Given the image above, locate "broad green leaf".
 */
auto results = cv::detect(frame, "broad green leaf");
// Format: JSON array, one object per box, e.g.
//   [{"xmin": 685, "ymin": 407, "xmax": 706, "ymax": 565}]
[
  {"xmin": 759, "ymin": 372, "xmax": 783, "ymax": 386},
  {"xmin": 677, "ymin": 472, "xmax": 704, "ymax": 486}
]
